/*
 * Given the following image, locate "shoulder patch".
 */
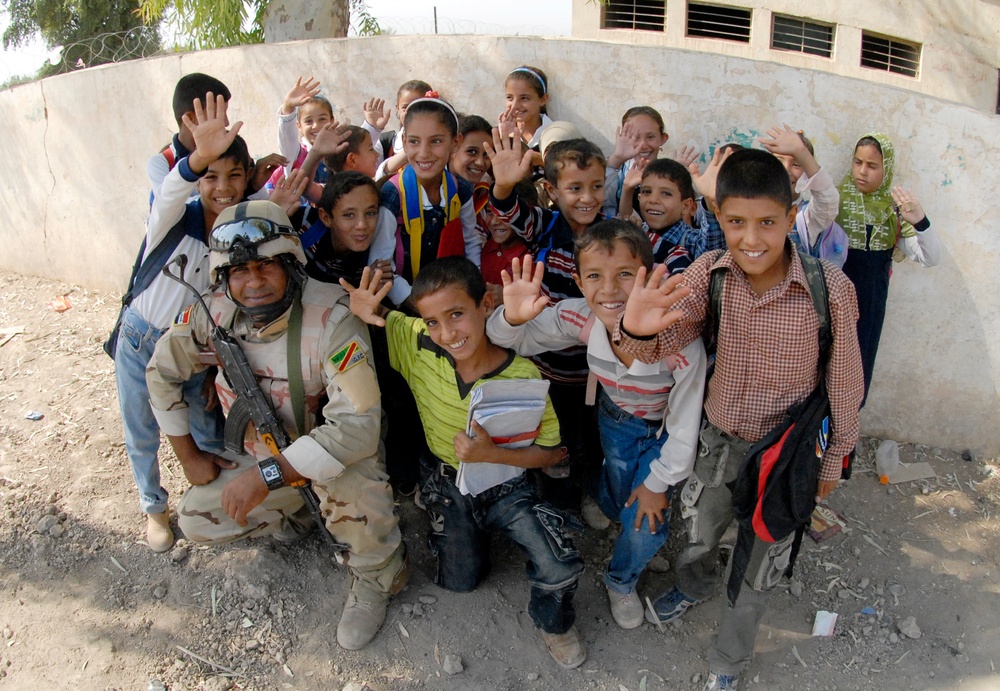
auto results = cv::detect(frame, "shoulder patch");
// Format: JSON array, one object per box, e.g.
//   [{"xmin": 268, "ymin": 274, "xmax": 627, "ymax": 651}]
[
  {"xmin": 330, "ymin": 340, "xmax": 366, "ymax": 373},
  {"xmin": 174, "ymin": 307, "xmax": 192, "ymax": 327}
]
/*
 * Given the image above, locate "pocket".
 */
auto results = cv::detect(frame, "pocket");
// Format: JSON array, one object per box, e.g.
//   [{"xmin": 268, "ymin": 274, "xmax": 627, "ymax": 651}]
[
  {"xmin": 751, "ymin": 535, "xmax": 794, "ymax": 591},
  {"xmin": 693, "ymin": 438, "xmax": 730, "ymax": 488},
  {"xmin": 419, "ymin": 472, "xmax": 451, "ymax": 508},
  {"xmin": 120, "ymin": 320, "xmax": 142, "ymax": 352},
  {"xmin": 532, "ymin": 504, "xmax": 582, "ymax": 562}
]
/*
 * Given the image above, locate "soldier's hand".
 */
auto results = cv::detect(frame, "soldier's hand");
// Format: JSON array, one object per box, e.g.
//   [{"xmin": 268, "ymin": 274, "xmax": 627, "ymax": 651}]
[
  {"xmin": 221, "ymin": 468, "xmax": 270, "ymax": 527},
  {"xmin": 179, "ymin": 450, "xmax": 237, "ymax": 486}
]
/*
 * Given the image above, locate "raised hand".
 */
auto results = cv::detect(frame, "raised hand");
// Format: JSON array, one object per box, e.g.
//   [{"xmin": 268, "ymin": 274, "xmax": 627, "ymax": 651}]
[
  {"xmin": 362, "ymin": 97, "xmax": 391, "ymax": 130},
  {"xmin": 184, "ymin": 93, "xmax": 243, "ymax": 173},
  {"xmin": 268, "ymin": 168, "xmax": 309, "ymax": 214},
  {"xmin": 622, "ymin": 156, "xmax": 650, "ymax": 192},
  {"xmin": 690, "ymin": 146, "xmax": 734, "ymax": 208},
  {"xmin": 340, "ymin": 266, "xmax": 392, "ymax": 327},
  {"xmin": 621, "ymin": 264, "xmax": 690, "ymax": 337},
  {"xmin": 250, "ymin": 152, "xmax": 288, "ymax": 192},
  {"xmin": 485, "ymin": 126, "xmax": 533, "ymax": 197},
  {"xmin": 891, "ymin": 186, "xmax": 926, "ymax": 225},
  {"xmin": 672, "ymin": 144, "xmax": 699, "ymax": 169},
  {"xmin": 497, "ymin": 105, "xmax": 519, "ymax": 141},
  {"xmin": 311, "ymin": 121, "xmax": 350, "ymax": 157},
  {"xmin": 500, "ymin": 255, "xmax": 548, "ymax": 326},
  {"xmin": 282, "ymin": 76, "xmax": 322, "ymax": 115},
  {"xmin": 369, "ymin": 258, "xmax": 394, "ymax": 292},
  {"xmin": 609, "ymin": 120, "xmax": 642, "ymax": 169}
]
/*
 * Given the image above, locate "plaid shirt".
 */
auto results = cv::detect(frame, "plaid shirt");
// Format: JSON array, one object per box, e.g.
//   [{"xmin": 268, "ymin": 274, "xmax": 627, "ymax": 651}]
[{"xmin": 613, "ymin": 246, "xmax": 864, "ymax": 481}]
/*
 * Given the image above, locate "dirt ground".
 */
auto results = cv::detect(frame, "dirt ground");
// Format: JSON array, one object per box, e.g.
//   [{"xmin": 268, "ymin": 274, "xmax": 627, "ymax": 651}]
[{"xmin": 1, "ymin": 269, "xmax": 999, "ymax": 691}]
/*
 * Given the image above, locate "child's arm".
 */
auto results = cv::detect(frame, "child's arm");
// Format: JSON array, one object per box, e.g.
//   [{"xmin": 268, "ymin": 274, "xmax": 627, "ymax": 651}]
[
  {"xmin": 892, "ymin": 187, "xmax": 941, "ymax": 267},
  {"xmin": 618, "ymin": 158, "xmax": 648, "ymax": 219},
  {"xmin": 268, "ymin": 168, "xmax": 310, "ymax": 217},
  {"xmin": 248, "ymin": 152, "xmax": 289, "ymax": 195},
  {"xmin": 454, "ymin": 422, "xmax": 564, "ymax": 468},
  {"xmin": 370, "ymin": 188, "xmax": 414, "ymax": 307},
  {"xmin": 376, "ymin": 149, "xmax": 408, "ymax": 178},
  {"xmin": 361, "ymin": 97, "xmax": 391, "ymax": 163},
  {"xmin": 278, "ymin": 76, "xmax": 321, "ymax": 160},
  {"xmin": 296, "ymin": 122, "xmax": 350, "ymax": 203},
  {"xmin": 339, "ymin": 266, "xmax": 393, "ymax": 328}
]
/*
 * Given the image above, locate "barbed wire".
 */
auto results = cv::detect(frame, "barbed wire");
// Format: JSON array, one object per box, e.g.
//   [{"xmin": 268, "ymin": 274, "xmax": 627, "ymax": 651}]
[
  {"xmin": 51, "ymin": 26, "xmax": 163, "ymax": 71},
  {"xmin": 360, "ymin": 16, "xmax": 564, "ymax": 37}
]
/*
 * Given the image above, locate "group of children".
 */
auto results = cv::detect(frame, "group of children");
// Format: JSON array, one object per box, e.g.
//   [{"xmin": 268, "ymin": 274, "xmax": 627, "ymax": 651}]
[{"xmin": 116, "ymin": 66, "xmax": 942, "ymax": 685}]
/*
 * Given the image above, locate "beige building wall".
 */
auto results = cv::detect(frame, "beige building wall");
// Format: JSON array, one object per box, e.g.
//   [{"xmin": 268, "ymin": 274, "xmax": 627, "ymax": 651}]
[
  {"xmin": 572, "ymin": 0, "xmax": 1000, "ymax": 113},
  {"xmin": 0, "ymin": 35, "xmax": 997, "ymax": 456}
]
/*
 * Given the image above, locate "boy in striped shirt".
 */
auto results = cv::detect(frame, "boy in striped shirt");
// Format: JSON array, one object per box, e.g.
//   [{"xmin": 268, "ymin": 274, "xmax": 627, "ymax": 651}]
[{"xmin": 487, "ymin": 219, "xmax": 707, "ymax": 630}]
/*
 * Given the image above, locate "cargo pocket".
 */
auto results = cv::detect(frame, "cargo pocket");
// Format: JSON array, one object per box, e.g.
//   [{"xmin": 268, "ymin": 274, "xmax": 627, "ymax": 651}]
[
  {"xmin": 693, "ymin": 437, "xmax": 731, "ymax": 489},
  {"xmin": 751, "ymin": 534, "xmax": 794, "ymax": 592},
  {"xmin": 532, "ymin": 504, "xmax": 582, "ymax": 563},
  {"xmin": 679, "ymin": 474, "xmax": 705, "ymax": 542}
]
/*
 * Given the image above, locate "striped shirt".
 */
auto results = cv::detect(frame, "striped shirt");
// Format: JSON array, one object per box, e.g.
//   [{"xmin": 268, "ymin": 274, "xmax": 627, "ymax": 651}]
[
  {"xmin": 385, "ymin": 310, "xmax": 561, "ymax": 469},
  {"xmin": 613, "ymin": 245, "xmax": 864, "ymax": 482},
  {"xmin": 487, "ymin": 299, "xmax": 706, "ymax": 491}
]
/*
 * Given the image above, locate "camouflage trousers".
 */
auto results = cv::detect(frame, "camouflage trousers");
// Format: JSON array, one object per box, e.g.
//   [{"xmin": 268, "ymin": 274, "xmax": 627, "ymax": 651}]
[{"xmin": 177, "ymin": 450, "xmax": 402, "ymax": 571}]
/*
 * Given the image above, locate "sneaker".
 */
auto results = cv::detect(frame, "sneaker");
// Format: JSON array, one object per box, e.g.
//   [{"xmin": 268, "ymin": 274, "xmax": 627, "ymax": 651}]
[
  {"xmin": 541, "ymin": 626, "xmax": 587, "ymax": 669},
  {"xmin": 145, "ymin": 510, "xmax": 174, "ymax": 553},
  {"xmin": 582, "ymin": 495, "xmax": 611, "ymax": 531},
  {"xmin": 644, "ymin": 586, "xmax": 705, "ymax": 625},
  {"xmin": 703, "ymin": 671, "xmax": 739, "ymax": 690},
  {"xmin": 606, "ymin": 585, "xmax": 644, "ymax": 629}
]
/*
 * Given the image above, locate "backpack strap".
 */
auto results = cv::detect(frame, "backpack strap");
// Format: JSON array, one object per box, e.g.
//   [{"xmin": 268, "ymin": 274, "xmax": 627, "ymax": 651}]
[
  {"xmin": 534, "ymin": 211, "xmax": 560, "ymax": 264},
  {"xmin": 797, "ymin": 253, "xmax": 832, "ymax": 369},
  {"xmin": 704, "ymin": 264, "xmax": 726, "ymax": 358},
  {"xmin": 122, "ymin": 213, "xmax": 192, "ymax": 306}
]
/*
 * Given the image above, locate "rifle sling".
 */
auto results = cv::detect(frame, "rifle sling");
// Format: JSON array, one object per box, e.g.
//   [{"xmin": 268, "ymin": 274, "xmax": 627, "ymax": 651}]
[{"xmin": 287, "ymin": 292, "xmax": 306, "ymax": 439}]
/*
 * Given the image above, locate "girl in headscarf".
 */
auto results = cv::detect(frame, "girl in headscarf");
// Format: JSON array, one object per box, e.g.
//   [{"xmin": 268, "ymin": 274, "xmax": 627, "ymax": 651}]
[{"xmin": 837, "ymin": 132, "xmax": 941, "ymax": 404}]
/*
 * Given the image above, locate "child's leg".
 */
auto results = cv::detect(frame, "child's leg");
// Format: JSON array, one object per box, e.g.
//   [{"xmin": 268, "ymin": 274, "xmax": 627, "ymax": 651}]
[
  {"xmin": 483, "ymin": 476, "xmax": 584, "ymax": 634},
  {"xmin": 183, "ymin": 368, "xmax": 225, "ymax": 455},
  {"xmin": 419, "ymin": 457, "xmax": 490, "ymax": 592},
  {"xmin": 597, "ymin": 392, "xmax": 671, "ymax": 594},
  {"xmin": 544, "ymin": 380, "xmax": 601, "ymax": 508},
  {"xmin": 841, "ymin": 247, "xmax": 892, "ymax": 403}
]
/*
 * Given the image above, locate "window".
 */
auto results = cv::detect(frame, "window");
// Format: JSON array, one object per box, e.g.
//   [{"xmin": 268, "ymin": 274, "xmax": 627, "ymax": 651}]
[
  {"xmin": 861, "ymin": 31, "xmax": 921, "ymax": 77},
  {"xmin": 686, "ymin": 3, "xmax": 751, "ymax": 43},
  {"xmin": 771, "ymin": 14, "xmax": 834, "ymax": 58},
  {"xmin": 601, "ymin": 0, "xmax": 666, "ymax": 32}
]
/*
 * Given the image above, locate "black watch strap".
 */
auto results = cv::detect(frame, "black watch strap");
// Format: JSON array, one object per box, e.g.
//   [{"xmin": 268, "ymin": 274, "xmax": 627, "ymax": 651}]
[{"xmin": 258, "ymin": 458, "xmax": 284, "ymax": 491}]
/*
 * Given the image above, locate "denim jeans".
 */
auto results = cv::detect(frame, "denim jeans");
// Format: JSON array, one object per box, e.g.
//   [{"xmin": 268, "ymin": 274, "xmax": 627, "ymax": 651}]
[
  {"xmin": 420, "ymin": 456, "xmax": 584, "ymax": 634},
  {"xmin": 595, "ymin": 390, "xmax": 672, "ymax": 594},
  {"xmin": 114, "ymin": 306, "xmax": 224, "ymax": 514}
]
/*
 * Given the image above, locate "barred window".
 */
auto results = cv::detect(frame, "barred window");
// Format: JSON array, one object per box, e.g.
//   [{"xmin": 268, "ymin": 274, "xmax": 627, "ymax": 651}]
[
  {"xmin": 771, "ymin": 14, "xmax": 834, "ymax": 58},
  {"xmin": 601, "ymin": 0, "xmax": 666, "ymax": 32},
  {"xmin": 686, "ymin": 3, "xmax": 751, "ymax": 43},
  {"xmin": 861, "ymin": 31, "xmax": 921, "ymax": 78}
]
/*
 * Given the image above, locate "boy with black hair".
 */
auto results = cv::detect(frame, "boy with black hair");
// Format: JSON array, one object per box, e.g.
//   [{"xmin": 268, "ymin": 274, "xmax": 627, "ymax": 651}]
[
  {"xmin": 341, "ymin": 257, "xmax": 587, "ymax": 669},
  {"xmin": 614, "ymin": 149, "xmax": 863, "ymax": 691},
  {"xmin": 485, "ymin": 131, "xmax": 607, "ymax": 516}
]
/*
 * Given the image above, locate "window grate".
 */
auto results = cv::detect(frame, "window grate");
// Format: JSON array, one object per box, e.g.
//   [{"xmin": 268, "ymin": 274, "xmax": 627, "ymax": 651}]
[
  {"xmin": 771, "ymin": 14, "xmax": 833, "ymax": 58},
  {"xmin": 602, "ymin": 0, "xmax": 666, "ymax": 32},
  {"xmin": 861, "ymin": 31, "xmax": 921, "ymax": 77},
  {"xmin": 686, "ymin": 3, "xmax": 751, "ymax": 43}
]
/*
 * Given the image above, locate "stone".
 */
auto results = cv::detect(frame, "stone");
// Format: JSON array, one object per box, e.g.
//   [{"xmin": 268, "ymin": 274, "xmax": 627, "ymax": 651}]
[
  {"xmin": 2, "ymin": 627, "xmax": 12, "ymax": 639},
  {"xmin": 888, "ymin": 584, "xmax": 905, "ymax": 597},
  {"xmin": 442, "ymin": 653, "xmax": 463, "ymax": 675},
  {"xmin": 36, "ymin": 515, "xmax": 58, "ymax": 534},
  {"xmin": 243, "ymin": 583, "xmax": 270, "ymax": 600},
  {"xmin": 647, "ymin": 555, "xmax": 671, "ymax": 573},
  {"xmin": 418, "ymin": 595, "xmax": 437, "ymax": 605},
  {"xmin": 153, "ymin": 586, "xmax": 167, "ymax": 600},
  {"xmin": 49, "ymin": 523, "xmax": 65, "ymax": 538},
  {"xmin": 859, "ymin": 578, "xmax": 870, "ymax": 589},
  {"xmin": 790, "ymin": 581, "xmax": 803, "ymax": 598},
  {"xmin": 412, "ymin": 603, "xmax": 424, "ymax": 616},
  {"xmin": 898, "ymin": 617, "xmax": 921, "ymax": 639},
  {"xmin": 889, "ymin": 633, "xmax": 899, "ymax": 644},
  {"xmin": 46, "ymin": 491, "xmax": 58, "ymax": 504},
  {"xmin": 527, "ymin": 672, "xmax": 539, "ymax": 681},
  {"xmin": 245, "ymin": 640, "xmax": 260, "ymax": 651},
  {"xmin": 342, "ymin": 683, "xmax": 368, "ymax": 691},
  {"xmin": 838, "ymin": 589, "xmax": 851, "ymax": 600},
  {"xmin": 170, "ymin": 546, "xmax": 189, "ymax": 563}
]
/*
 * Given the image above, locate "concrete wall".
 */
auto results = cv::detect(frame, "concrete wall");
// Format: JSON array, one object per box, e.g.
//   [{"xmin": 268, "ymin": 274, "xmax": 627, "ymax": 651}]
[
  {"xmin": 572, "ymin": 0, "xmax": 1000, "ymax": 114},
  {"xmin": 0, "ymin": 35, "xmax": 997, "ymax": 455}
]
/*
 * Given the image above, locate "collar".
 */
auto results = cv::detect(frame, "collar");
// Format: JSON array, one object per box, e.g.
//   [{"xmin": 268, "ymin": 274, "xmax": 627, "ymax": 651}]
[
  {"xmin": 172, "ymin": 133, "xmax": 192, "ymax": 160},
  {"xmin": 233, "ymin": 304, "xmax": 292, "ymax": 340},
  {"xmin": 712, "ymin": 240, "xmax": 808, "ymax": 296}
]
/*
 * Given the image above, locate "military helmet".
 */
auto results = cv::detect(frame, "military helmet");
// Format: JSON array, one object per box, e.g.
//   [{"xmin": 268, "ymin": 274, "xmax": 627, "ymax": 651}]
[{"xmin": 209, "ymin": 200, "xmax": 306, "ymax": 283}]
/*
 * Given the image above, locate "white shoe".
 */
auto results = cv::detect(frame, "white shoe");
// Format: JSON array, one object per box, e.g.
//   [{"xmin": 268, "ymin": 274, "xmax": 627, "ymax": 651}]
[
  {"xmin": 582, "ymin": 495, "xmax": 611, "ymax": 530},
  {"xmin": 606, "ymin": 585, "xmax": 644, "ymax": 629},
  {"xmin": 146, "ymin": 511, "xmax": 174, "ymax": 553}
]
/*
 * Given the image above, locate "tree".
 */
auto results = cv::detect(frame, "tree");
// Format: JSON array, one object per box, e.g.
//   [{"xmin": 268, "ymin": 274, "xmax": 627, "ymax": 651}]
[
  {"xmin": 136, "ymin": 0, "xmax": 379, "ymax": 50},
  {"xmin": 2, "ymin": 0, "xmax": 161, "ymax": 77}
]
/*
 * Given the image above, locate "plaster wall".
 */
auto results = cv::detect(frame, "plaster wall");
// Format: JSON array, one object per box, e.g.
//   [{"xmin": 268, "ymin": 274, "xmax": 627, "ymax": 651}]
[
  {"xmin": 0, "ymin": 35, "xmax": 996, "ymax": 455},
  {"xmin": 572, "ymin": 0, "xmax": 1000, "ymax": 113}
]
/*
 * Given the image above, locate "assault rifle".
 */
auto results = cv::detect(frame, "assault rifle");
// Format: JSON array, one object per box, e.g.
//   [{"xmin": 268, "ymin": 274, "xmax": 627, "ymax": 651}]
[{"xmin": 162, "ymin": 255, "xmax": 348, "ymax": 550}]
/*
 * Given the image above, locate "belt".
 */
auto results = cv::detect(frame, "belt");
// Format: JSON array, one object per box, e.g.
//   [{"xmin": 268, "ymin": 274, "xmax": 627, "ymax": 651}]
[{"xmin": 438, "ymin": 462, "xmax": 458, "ymax": 479}]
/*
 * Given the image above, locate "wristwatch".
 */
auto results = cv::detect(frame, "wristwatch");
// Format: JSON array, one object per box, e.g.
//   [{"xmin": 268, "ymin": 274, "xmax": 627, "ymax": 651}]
[{"xmin": 258, "ymin": 458, "xmax": 285, "ymax": 491}]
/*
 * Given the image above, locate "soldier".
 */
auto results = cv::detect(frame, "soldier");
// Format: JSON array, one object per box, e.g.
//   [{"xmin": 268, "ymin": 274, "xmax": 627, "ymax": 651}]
[{"xmin": 146, "ymin": 200, "xmax": 407, "ymax": 650}]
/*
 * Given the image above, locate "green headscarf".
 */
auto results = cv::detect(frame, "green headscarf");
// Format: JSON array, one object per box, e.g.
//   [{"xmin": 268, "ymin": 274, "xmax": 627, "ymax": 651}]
[{"xmin": 836, "ymin": 132, "xmax": 902, "ymax": 252}]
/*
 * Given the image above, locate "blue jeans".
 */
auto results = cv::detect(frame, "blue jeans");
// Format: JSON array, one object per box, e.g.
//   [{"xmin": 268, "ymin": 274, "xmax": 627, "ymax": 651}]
[
  {"xmin": 596, "ymin": 390, "xmax": 672, "ymax": 594},
  {"xmin": 114, "ymin": 306, "xmax": 224, "ymax": 514},
  {"xmin": 420, "ymin": 456, "xmax": 584, "ymax": 634}
]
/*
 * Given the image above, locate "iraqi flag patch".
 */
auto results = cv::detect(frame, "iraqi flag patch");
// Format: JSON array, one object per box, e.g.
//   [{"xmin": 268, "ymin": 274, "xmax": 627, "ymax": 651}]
[
  {"xmin": 174, "ymin": 307, "xmax": 192, "ymax": 326},
  {"xmin": 330, "ymin": 340, "xmax": 366, "ymax": 373}
]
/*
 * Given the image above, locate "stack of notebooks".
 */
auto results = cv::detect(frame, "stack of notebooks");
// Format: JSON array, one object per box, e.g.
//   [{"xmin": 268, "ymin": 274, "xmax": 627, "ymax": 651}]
[{"xmin": 456, "ymin": 379, "xmax": 550, "ymax": 497}]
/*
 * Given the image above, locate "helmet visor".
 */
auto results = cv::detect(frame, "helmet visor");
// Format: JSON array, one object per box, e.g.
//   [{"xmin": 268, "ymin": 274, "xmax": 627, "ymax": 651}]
[{"xmin": 209, "ymin": 218, "xmax": 290, "ymax": 253}]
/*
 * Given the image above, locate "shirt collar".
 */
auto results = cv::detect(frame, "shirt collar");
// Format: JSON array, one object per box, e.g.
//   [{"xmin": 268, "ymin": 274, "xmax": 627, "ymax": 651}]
[{"xmin": 712, "ymin": 240, "xmax": 808, "ymax": 295}]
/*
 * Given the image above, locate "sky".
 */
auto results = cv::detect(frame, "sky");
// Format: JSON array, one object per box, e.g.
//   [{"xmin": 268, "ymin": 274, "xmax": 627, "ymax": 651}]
[{"xmin": 0, "ymin": 0, "xmax": 573, "ymax": 83}]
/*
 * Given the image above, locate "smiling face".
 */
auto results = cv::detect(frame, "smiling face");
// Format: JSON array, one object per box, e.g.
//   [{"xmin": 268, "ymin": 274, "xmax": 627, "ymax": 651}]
[
  {"xmin": 396, "ymin": 88, "xmax": 424, "ymax": 126},
  {"xmin": 717, "ymin": 196, "xmax": 796, "ymax": 295},
  {"xmin": 403, "ymin": 112, "xmax": 461, "ymax": 185},
  {"xmin": 638, "ymin": 174, "xmax": 693, "ymax": 231},
  {"xmin": 198, "ymin": 156, "xmax": 248, "ymax": 221},
  {"xmin": 774, "ymin": 153, "xmax": 804, "ymax": 191},
  {"xmin": 413, "ymin": 284, "xmax": 493, "ymax": 364},
  {"xmin": 483, "ymin": 207, "xmax": 515, "ymax": 247},
  {"xmin": 346, "ymin": 137, "xmax": 380, "ymax": 178},
  {"xmin": 544, "ymin": 160, "xmax": 605, "ymax": 233},
  {"xmin": 851, "ymin": 143, "xmax": 885, "ymax": 194},
  {"xmin": 318, "ymin": 185, "xmax": 379, "ymax": 253},
  {"xmin": 226, "ymin": 257, "xmax": 289, "ymax": 311},
  {"xmin": 505, "ymin": 77, "xmax": 548, "ymax": 134},
  {"xmin": 573, "ymin": 240, "xmax": 644, "ymax": 332},
  {"xmin": 625, "ymin": 113, "xmax": 668, "ymax": 162},
  {"xmin": 297, "ymin": 101, "xmax": 333, "ymax": 146},
  {"xmin": 450, "ymin": 130, "xmax": 491, "ymax": 184}
]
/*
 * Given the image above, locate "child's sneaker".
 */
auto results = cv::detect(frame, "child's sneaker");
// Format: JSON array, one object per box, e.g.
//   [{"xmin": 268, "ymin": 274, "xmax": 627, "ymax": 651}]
[
  {"xmin": 644, "ymin": 586, "xmax": 705, "ymax": 625},
  {"xmin": 606, "ymin": 585, "xmax": 644, "ymax": 629},
  {"xmin": 703, "ymin": 671, "xmax": 739, "ymax": 690},
  {"xmin": 541, "ymin": 626, "xmax": 587, "ymax": 669},
  {"xmin": 582, "ymin": 495, "xmax": 611, "ymax": 530}
]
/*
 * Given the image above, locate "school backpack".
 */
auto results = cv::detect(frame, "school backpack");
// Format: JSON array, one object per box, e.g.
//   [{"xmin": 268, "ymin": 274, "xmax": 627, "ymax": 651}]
[{"xmin": 794, "ymin": 199, "xmax": 848, "ymax": 268}]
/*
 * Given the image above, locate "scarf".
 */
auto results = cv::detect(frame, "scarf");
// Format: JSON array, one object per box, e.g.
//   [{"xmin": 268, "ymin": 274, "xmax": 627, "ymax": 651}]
[
  {"xmin": 836, "ymin": 132, "xmax": 900, "ymax": 252},
  {"xmin": 397, "ymin": 165, "xmax": 464, "ymax": 278}
]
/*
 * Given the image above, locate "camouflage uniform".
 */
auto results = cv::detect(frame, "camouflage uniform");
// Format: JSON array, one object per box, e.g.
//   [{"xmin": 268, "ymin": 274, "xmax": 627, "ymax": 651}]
[{"xmin": 146, "ymin": 278, "xmax": 401, "ymax": 572}]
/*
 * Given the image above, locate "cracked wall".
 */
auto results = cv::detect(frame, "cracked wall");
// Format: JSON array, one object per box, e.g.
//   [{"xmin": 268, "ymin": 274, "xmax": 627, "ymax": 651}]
[{"xmin": 0, "ymin": 35, "xmax": 997, "ymax": 455}]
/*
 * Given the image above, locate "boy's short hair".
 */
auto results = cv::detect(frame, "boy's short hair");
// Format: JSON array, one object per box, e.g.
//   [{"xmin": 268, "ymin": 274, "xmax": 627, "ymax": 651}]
[
  {"xmin": 574, "ymin": 219, "xmax": 653, "ymax": 273},
  {"xmin": 324, "ymin": 125, "xmax": 369, "ymax": 172},
  {"xmin": 411, "ymin": 256, "xmax": 487, "ymax": 307},
  {"xmin": 642, "ymin": 158, "xmax": 695, "ymax": 200},
  {"xmin": 218, "ymin": 135, "xmax": 251, "ymax": 172},
  {"xmin": 717, "ymin": 142, "xmax": 745, "ymax": 156},
  {"xmin": 318, "ymin": 170, "xmax": 378, "ymax": 213},
  {"xmin": 458, "ymin": 114, "xmax": 492, "ymax": 138},
  {"xmin": 716, "ymin": 149, "xmax": 793, "ymax": 211},
  {"xmin": 512, "ymin": 179, "xmax": 539, "ymax": 208},
  {"xmin": 172, "ymin": 73, "xmax": 231, "ymax": 125},
  {"xmin": 543, "ymin": 138, "xmax": 606, "ymax": 185}
]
